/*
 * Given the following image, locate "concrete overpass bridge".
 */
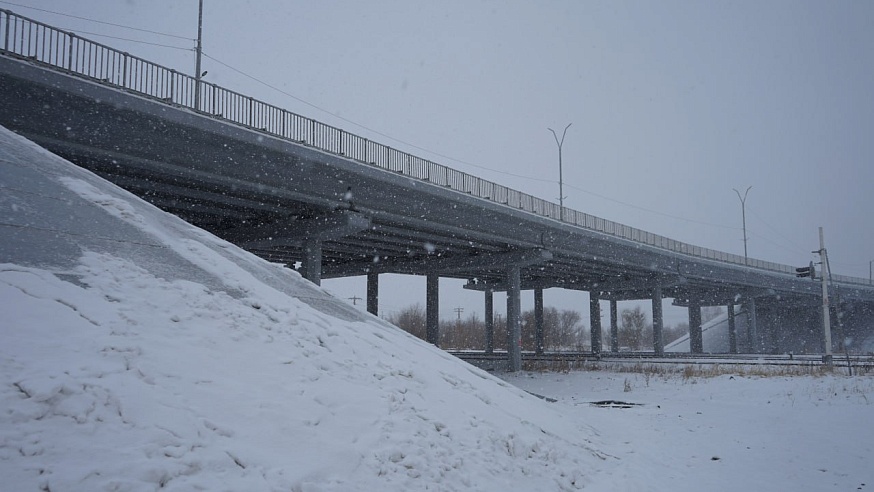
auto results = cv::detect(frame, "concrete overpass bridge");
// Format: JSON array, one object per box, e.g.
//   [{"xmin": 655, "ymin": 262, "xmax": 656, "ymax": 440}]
[{"xmin": 2, "ymin": 9, "xmax": 872, "ymax": 370}]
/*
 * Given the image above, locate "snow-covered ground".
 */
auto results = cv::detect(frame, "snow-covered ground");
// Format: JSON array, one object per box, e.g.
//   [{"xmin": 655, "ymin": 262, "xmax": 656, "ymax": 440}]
[
  {"xmin": 506, "ymin": 369, "xmax": 874, "ymax": 491},
  {"xmin": 2, "ymin": 124, "xmax": 873, "ymax": 491}
]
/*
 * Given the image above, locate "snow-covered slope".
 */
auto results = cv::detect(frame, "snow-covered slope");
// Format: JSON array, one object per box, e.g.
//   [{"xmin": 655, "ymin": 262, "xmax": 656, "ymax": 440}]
[{"xmin": 0, "ymin": 126, "xmax": 604, "ymax": 491}]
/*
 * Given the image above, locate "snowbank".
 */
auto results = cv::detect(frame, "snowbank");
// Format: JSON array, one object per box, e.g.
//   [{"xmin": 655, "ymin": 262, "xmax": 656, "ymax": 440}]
[{"xmin": 0, "ymin": 126, "xmax": 604, "ymax": 491}]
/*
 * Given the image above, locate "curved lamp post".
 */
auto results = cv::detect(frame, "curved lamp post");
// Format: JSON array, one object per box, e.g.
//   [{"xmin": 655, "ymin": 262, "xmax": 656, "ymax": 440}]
[
  {"xmin": 548, "ymin": 123, "xmax": 572, "ymax": 221},
  {"xmin": 733, "ymin": 186, "xmax": 752, "ymax": 265}
]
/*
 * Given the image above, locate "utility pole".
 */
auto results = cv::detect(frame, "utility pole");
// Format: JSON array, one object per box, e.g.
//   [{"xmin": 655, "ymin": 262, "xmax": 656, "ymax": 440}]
[
  {"xmin": 733, "ymin": 186, "xmax": 752, "ymax": 265},
  {"xmin": 817, "ymin": 227, "xmax": 832, "ymax": 366},
  {"xmin": 194, "ymin": 0, "xmax": 204, "ymax": 110},
  {"xmin": 348, "ymin": 295, "xmax": 362, "ymax": 306},
  {"xmin": 548, "ymin": 123, "xmax": 572, "ymax": 222},
  {"xmin": 869, "ymin": 259, "xmax": 872, "ymax": 285},
  {"xmin": 453, "ymin": 307, "xmax": 464, "ymax": 322}
]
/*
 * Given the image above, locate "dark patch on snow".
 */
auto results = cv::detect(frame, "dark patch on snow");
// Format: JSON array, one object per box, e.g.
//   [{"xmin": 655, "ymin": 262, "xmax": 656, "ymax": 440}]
[{"xmin": 589, "ymin": 400, "xmax": 642, "ymax": 409}]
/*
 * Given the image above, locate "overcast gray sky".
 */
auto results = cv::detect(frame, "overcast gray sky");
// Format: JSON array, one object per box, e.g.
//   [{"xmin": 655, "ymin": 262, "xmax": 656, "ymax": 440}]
[{"xmin": 6, "ymin": 0, "xmax": 873, "ymax": 327}]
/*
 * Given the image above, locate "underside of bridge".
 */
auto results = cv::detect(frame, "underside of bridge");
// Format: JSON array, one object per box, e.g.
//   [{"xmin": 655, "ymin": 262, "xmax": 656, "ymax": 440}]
[{"xmin": 3, "ymin": 51, "xmax": 874, "ymax": 370}]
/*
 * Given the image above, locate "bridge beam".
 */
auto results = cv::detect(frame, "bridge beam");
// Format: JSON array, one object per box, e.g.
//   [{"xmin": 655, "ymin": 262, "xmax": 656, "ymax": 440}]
[
  {"xmin": 507, "ymin": 266, "xmax": 522, "ymax": 372},
  {"xmin": 596, "ymin": 274, "xmax": 686, "ymax": 293},
  {"xmin": 652, "ymin": 286, "xmax": 665, "ymax": 356},
  {"xmin": 426, "ymin": 273, "xmax": 439, "ymax": 346},
  {"xmin": 590, "ymin": 292, "xmax": 602, "ymax": 355},
  {"xmin": 689, "ymin": 298, "xmax": 703, "ymax": 354},
  {"xmin": 234, "ymin": 210, "xmax": 371, "ymax": 248},
  {"xmin": 366, "ymin": 273, "xmax": 379, "ymax": 316},
  {"xmin": 327, "ymin": 247, "xmax": 553, "ymax": 279}
]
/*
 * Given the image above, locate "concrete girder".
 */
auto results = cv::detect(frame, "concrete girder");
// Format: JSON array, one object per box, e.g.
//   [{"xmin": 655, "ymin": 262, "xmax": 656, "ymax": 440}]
[
  {"xmin": 363, "ymin": 248, "xmax": 554, "ymax": 278},
  {"xmin": 99, "ymin": 173, "xmax": 298, "ymax": 215},
  {"xmin": 232, "ymin": 210, "xmax": 371, "ymax": 248},
  {"xmin": 591, "ymin": 274, "xmax": 686, "ymax": 294}
]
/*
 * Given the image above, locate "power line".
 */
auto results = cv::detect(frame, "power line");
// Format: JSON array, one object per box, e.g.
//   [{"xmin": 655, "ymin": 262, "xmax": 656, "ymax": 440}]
[
  {"xmin": 0, "ymin": 1, "xmax": 194, "ymax": 40},
  {"xmin": 746, "ymin": 208, "xmax": 810, "ymax": 256},
  {"xmin": 53, "ymin": 28, "xmax": 193, "ymax": 50}
]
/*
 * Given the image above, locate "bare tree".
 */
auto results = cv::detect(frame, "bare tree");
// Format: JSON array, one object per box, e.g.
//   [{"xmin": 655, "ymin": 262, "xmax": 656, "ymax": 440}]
[
  {"xmin": 385, "ymin": 304, "xmax": 426, "ymax": 340},
  {"xmin": 386, "ymin": 303, "xmax": 587, "ymax": 351},
  {"xmin": 620, "ymin": 306, "xmax": 648, "ymax": 350}
]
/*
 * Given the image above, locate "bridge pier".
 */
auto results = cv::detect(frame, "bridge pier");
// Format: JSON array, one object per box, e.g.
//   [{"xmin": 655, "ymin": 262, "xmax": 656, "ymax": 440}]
[
  {"xmin": 302, "ymin": 239, "xmax": 322, "ymax": 286},
  {"xmin": 590, "ymin": 292, "xmax": 602, "ymax": 355},
  {"xmin": 484, "ymin": 289, "xmax": 494, "ymax": 354},
  {"xmin": 652, "ymin": 286, "xmax": 664, "ymax": 356},
  {"xmin": 689, "ymin": 299, "xmax": 703, "ymax": 354},
  {"xmin": 610, "ymin": 299, "xmax": 619, "ymax": 353},
  {"xmin": 534, "ymin": 288, "xmax": 544, "ymax": 355},
  {"xmin": 426, "ymin": 273, "xmax": 439, "ymax": 346},
  {"xmin": 764, "ymin": 308, "xmax": 780, "ymax": 354},
  {"xmin": 507, "ymin": 266, "xmax": 522, "ymax": 372},
  {"xmin": 727, "ymin": 303, "xmax": 738, "ymax": 354},
  {"xmin": 745, "ymin": 298, "xmax": 758, "ymax": 353},
  {"xmin": 366, "ymin": 273, "xmax": 379, "ymax": 316}
]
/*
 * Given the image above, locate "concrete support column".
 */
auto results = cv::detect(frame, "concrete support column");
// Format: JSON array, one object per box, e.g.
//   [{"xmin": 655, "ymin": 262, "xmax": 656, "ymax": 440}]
[
  {"xmin": 484, "ymin": 289, "xmax": 494, "ymax": 354},
  {"xmin": 689, "ymin": 299, "xmax": 703, "ymax": 354},
  {"xmin": 610, "ymin": 300, "xmax": 619, "ymax": 353},
  {"xmin": 652, "ymin": 286, "xmax": 664, "ymax": 356},
  {"xmin": 506, "ymin": 266, "xmax": 522, "ymax": 372},
  {"xmin": 426, "ymin": 273, "xmax": 439, "ymax": 346},
  {"xmin": 745, "ymin": 297, "xmax": 758, "ymax": 353},
  {"xmin": 767, "ymin": 308, "xmax": 780, "ymax": 354},
  {"xmin": 590, "ymin": 292, "xmax": 602, "ymax": 355},
  {"xmin": 366, "ymin": 273, "xmax": 379, "ymax": 316},
  {"xmin": 302, "ymin": 239, "xmax": 322, "ymax": 286},
  {"xmin": 727, "ymin": 304, "xmax": 738, "ymax": 354},
  {"xmin": 534, "ymin": 288, "xmax": 544, "ymax": 355}
]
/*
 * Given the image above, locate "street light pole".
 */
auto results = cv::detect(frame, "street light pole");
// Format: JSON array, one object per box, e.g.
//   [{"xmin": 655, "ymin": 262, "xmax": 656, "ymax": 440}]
[
  {"xmin": 548, "ymin": 123, "xmax": 572, "ymax": 221},
  {"xmin": 733, "ymin": 186, "xmax": 752, "ymax": 265},
  {"xmin": 194, "ymin": 0, "xmax": 204, "ymax": 110}
]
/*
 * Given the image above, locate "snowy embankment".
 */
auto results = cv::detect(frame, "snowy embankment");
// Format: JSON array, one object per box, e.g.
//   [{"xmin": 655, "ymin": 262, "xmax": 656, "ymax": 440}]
[
  {"xmin": 4, "ymin": 124, "xmax": 873, "ymax": 492},
  {"xmin": 0, "ymin": 125, "xmax": 604, "ymax": 491}
]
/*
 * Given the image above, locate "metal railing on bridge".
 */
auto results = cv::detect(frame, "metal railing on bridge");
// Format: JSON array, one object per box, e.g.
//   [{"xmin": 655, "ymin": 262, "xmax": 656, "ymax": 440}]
[{"xmin": 1, "ymin": 9, "xmax": 870, "ymax": 287}]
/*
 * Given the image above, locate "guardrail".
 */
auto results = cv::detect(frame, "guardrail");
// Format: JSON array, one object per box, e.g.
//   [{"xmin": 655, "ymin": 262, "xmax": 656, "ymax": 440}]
[{"xmin": 2, "ymin": 8, "xmax": 871, "ymax": 287}]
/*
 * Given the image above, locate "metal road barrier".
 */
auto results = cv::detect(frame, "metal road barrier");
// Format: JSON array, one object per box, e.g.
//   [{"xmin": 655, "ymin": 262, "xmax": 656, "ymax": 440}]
[{"xmin": 1, "ymin": 8, "xmax": 870, "ymax": 286}]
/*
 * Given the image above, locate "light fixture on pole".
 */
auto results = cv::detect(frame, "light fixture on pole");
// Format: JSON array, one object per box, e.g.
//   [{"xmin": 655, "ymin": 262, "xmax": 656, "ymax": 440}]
[
  {"xmin": 733, "ymin": 186, "xmax": 752, "ymax": 265},
  {"xmin": 548, "ymin": 123, "xmax": 572, "ymax": 221},
  {"xmin": 194, "ymin": 0, "xmax": 204, "ymax": 110}
]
